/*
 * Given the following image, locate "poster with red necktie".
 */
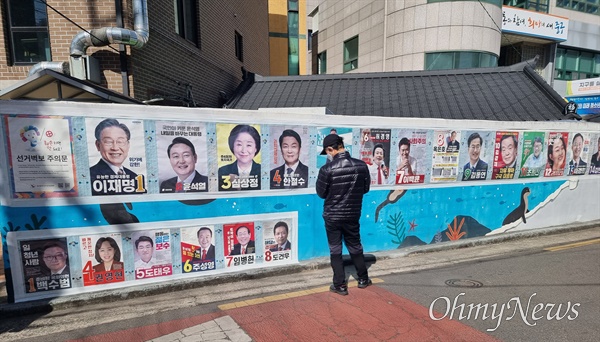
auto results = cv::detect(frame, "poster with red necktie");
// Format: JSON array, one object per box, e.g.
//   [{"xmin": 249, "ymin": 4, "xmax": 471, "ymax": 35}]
[
  {"xmin": 223, "ymin": 222, "xmax": 256, "ymax": 268},
  {"xmin": 359, "ymin": 128, "xmax": 391, "ymax": 185},
  {"xmin": 180, "ymin": 226, "xmax": 216, "ymax": 273}
]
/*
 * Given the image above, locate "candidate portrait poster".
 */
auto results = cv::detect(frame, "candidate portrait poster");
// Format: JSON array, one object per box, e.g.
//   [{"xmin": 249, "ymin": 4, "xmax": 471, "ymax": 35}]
[
  {"xmin": 86, "ymin": 118, "xmax": 147, "ymax": 196},
  {"xmin": 492, "ymin": 131, "xmax": 519, "ymax": 180},
  {"xmin": 430, "ymin": 130, "xmax": 461, "ymax": 183},
  {"xmin": 519, "ymin": 132, "xmax": 546, "ymax": 178},
  {"xmin": 263, "ymin": 219, "xmax": 293, "ymax": 264},
  {"xmin": 567, "ymin": 132, "xmax": 591, "ymax": 176},
  {"xmin": 588, "ymin": 133, "xmax": 600, "ymax": 175},
  {"xmin": 269, "ymin": 126, "xmax": 310, "ymax": 189},
  {"xmin": 156, "ymin": 121, "xmax": 208, "ymax": 193},
  {"xmin": 544, "ymin": 132, "xmax": 569, "ymax": 177},
  {"xmin": 359, "ymin": 128, "xmax": 391, "ymax": 186},
  {"xmin": 216, "ymin": 123, "xmax": 262, "ymax": 191},
  {"xmin": 80, "ymin": 233, "xmax": 125, "ymax": 286},
  {"xmin": 316, "ymin": 127, "xmax": 353, "ymax": 169},
  {"xmin": 132, "ymin": 230, "xmax": 173, "ymax": 280},
  {"xmin": 20, "ymin": 238, "xmax": 71, "ymax": 293},
  {"xmin": 5, "ymin": 116, "xmax": 77, "ymax": 197},
  {"xmin": 180, "ymin": 226, "xmax": 216, "ymax": 273},
  {"xmin": 223, "ymin": 222, "xmax": 256, "ymax": 268},
  {"xmin": 460, "ymin": 131, "xmax": 493, "ymax": 181},
  {"xmin": 395, "ymin": 129, "xmax": 427, "ymax": 185}
]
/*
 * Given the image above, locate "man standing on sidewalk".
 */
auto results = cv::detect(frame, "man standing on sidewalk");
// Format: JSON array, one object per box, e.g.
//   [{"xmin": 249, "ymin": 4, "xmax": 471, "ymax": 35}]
[{"xmin": 316, "ymin": 134, "xmax": 372, "ymax": 295}]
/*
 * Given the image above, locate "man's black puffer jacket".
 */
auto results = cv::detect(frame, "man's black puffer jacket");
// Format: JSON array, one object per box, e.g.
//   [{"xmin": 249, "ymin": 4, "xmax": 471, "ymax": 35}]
[{"xmin": 316, "ymin": 151, "xmax": 371, "ymax": 222}]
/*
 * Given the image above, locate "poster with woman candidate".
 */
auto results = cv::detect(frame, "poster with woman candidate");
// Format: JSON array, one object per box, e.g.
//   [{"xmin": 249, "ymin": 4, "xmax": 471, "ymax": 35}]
[
  {"xmin": 20, "ymin": 238, "xmax": 71, "ymax": 293},
  {"xmin": 492, "ymin": 131, "xmax": 519, "ymax": 180},
  {"xmin": 132, "ymin": 230, "xmax": 172, "ymax": 280},
  {"xmin": 216, "ymin": 123, "xmax": 262, "ymax": 191},
  {"xmin": 269, "ymin": 126, "xmax": 310, "ymax": 189},
  {"xmin": 180, "ymin": 226, "xmax": 216, "ymax": 273},
  {"xmin": 430, "ymin": 130, "xmax": 461, "ymax": 183},
  {"xmin": 85, "ymin": 118, "xmax": 147, "ymax": 196},
  {"xmin": 395, "ymin": 129, "xmax": 427, "ymax": 185},
  {"xmin": 519, "ymin": 132, "xmax": 546, "ymax": 178},
  {"xmin": 263, "ymin": 220, "xmax": 293, "ymax": 264},
  {"xmin": 316, "ymin": 127, "xmax": 353, "ymax": 168},
  {"xmin": 589, "ymin": 134, "xmax": 600, "ymax": 175},
  {"xmin": 359, "ymin": 128, "xmax": 391, "ymax": 185},
  {"xmin": 80, "ymin": 233, "xmax": 125, "ymax": 286},
  {"xmin": 223, "ymin": 222, "xmax": 256, "ymax": 268},
  {"xmin": 567, "ymin": 132, "xmax": 591, "ymax": 176},
  {"xmin": 544, "ymin": 132, "xmax": 569, "ymax": 177},
  {"xmin": 460, "ymin": 131, "xmax": 493, "ymax": 181},
  {"xmin": 156, "ymin": 121, "xmax": 208, "ymax": 193},
  {"xmin": 5, "ymin": 116, "xmax": 77, "ymax": 198}
]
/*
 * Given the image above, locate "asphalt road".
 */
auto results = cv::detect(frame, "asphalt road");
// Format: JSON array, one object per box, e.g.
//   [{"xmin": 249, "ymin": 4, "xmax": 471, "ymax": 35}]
[{"xmin": 1, "ymin": 226, "xmax": 599, "ymax": 342}]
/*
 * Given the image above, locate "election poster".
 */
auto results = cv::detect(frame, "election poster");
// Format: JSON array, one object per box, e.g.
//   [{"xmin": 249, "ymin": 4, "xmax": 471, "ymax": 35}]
[
  {"xmin": 269, "ymin": 126, "xmax": 310, "ymax": 189},
  {"xmin": 20, "ymin": 238, "xmax": 71, "ymax": 293},
  {"xmin": 263, "ymin": 220, "xmax": 293, "ymax": 264},
  {"xmin": 395, "ymin": 129, "xmax": 427, "ymax": 185},
  {"xmin": 4, "ymin": 116, "xmax": 77, "ymax": 197},
  {"xmin": 567, "ymin": 132, "xmax": 591, "ymax": 176},
  {"xmin": 543, "ymin": 132, "xmax": 569, "ymax": 177},
  {"xmin": 430, "ymin": 130, "xmax": 461, "ymax": 182},
  {"xmin": 223, "ymin": 222, "xmax": 256, "ymax": 268},
  {"xmin": 492, "ymin": 131, "xmax": 519, "ymax": 180},
  {"xmin": 460, "ymin": 131, "xmax": 493, "ymax": 181},
  {"xmin": 132, "ymin": 230, "xmax": 173, "ymax": 280},
  {"xmin": 180, "ymin": 226, "xmax": 216, "ymax": 273},
  {"xmin": 216, "ymin": 123, "xmax": 262, "ymax": 191},
  {"xmin": 359, "ymin": 128, "xmax": 392, "ymax": 186},
  {"xmin": 316, "ymin": 127, "xmax": 353, "ymax": 168},
  {"xmin": 156, "ymin": 121, "xmax": 209, "ymax": 193},
  {"xmin": 519, "ymin": 132, "xmax": 546, "ymax": 178},
  {"xmin": 85, "ymin": 118, "xmax": 147, "ymax": 196},
  {"xmin": 80, "ymin": 234, "xmax": 125, "ymax": 286},
  {"xmin": 589, "ymin": 134, "xmax": 600, "ymax": 175}
]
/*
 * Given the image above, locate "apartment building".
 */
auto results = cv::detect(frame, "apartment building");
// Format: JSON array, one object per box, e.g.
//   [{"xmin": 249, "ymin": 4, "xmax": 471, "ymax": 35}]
[{"xmin": 1, "ymin": 0, "xmax": 270, "ymax": 107}]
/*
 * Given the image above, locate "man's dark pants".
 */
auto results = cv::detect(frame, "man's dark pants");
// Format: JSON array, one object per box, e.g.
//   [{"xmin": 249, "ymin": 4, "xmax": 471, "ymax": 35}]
[{"xmin": 325, "ymin": 219, "xmax": 368, "ymax": 287}]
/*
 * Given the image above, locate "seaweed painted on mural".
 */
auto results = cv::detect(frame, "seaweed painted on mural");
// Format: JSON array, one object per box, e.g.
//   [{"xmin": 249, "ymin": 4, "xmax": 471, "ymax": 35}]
[
  {"xmin": 387, "ymin": 211, "xmax": 407, "ymax": 245},
  {"xmin": 446, "ymin": 217, "xmax": 466, "ymax": 241}
]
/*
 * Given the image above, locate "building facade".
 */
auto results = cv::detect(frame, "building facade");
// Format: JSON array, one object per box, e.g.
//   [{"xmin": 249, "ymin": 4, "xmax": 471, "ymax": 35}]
[
  {"xmin": 309, "ymin": 0, "xmax": 599, "ymax": 97},
  {"xmin": 0, "ymin": 0, "xmax": 270, "ymax": 107},
  {"xmin": 268, "ymin": 0, "xmax": 309, "ymax": 76}
]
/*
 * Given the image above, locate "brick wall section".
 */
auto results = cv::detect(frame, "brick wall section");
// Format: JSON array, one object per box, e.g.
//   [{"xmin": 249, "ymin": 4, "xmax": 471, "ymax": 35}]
[
  {"xmin": 1, "ymin": 1, "xmax": 270, "ymax": 107},
  {"xmin": 131, "ymin": 1, "xmax": 270, "ymax": 107}
]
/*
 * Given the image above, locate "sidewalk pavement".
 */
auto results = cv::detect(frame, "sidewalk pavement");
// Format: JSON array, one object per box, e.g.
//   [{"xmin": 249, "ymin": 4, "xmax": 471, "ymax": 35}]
[{"xmin": 2, "ymin": 221, "xmax": 599, "ymax": 341}]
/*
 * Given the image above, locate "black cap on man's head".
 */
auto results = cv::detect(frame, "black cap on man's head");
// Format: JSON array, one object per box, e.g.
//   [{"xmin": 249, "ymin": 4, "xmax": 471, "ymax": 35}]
[{"xmin": 320, "ymin": 134, "xmax": 342, "ymax": 155}]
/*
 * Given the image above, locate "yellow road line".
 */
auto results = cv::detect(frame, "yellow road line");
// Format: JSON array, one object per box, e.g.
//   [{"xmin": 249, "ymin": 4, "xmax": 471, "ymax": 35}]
[
  {"xmin": 544, "ymin": 238, "xmax": 600, "ymax": 252},
  {"xmin": 218, "ymin": 278, "xmax": 384, "ymax": 311}
]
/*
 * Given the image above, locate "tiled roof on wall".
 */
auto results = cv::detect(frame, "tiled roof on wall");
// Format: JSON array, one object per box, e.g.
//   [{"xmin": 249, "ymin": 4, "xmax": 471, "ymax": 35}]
[{"xmin": 225, "ymin": 59, "xmax": 579, "ymax": 122}]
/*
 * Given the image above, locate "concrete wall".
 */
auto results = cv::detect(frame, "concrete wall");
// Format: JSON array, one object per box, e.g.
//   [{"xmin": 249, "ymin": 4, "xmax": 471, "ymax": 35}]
[{"xmin": 1, "ymin": 101, "xmax": 599, "ymax": 303}]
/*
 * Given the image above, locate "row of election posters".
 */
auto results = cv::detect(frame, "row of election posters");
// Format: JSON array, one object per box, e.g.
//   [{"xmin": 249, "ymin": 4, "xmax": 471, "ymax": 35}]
[
  {"xmin": 18, "ymin": 219, "xmax": 294, "ymax": 293},
  {"xmin": 3, "ymin": 115, "xmax": 600, "ymax": 198}
]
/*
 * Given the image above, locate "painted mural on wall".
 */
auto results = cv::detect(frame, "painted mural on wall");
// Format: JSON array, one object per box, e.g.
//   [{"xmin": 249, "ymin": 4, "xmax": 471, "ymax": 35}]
[{"xmin": 1, "ymin": 109, "xmax": 599, "ymax": 303}]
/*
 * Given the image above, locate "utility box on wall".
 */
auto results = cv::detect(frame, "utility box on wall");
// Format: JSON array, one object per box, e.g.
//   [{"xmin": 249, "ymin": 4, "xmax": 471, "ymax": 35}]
[{"xmin": 69, "ymin": 56, "xmax": 101, "ymax": 84}]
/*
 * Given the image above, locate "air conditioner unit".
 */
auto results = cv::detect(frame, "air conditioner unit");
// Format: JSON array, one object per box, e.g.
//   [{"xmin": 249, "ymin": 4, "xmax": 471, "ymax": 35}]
[{"xmin": 69, "ymin": 55, "xmax": 101, "ymax": 84}]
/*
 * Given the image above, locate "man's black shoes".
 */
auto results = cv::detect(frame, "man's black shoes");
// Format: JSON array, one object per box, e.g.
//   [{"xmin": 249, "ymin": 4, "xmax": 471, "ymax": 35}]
[
  {"xmin": 329, "ymin": 284, "xmax": 348, "ymax": 296},
  {"xmin": 357, "ymin": 278, "xmax": 372, "ymax": 289}
]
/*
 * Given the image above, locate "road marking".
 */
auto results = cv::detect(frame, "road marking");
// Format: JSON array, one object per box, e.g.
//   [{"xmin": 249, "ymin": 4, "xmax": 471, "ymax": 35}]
[
  {"xmin": 544, "ymin": 238, "xmax": 600, "ymax": 252},
  {"xmin": 218, "ymin": 278, "xmax": 384, "ymax": 310}
]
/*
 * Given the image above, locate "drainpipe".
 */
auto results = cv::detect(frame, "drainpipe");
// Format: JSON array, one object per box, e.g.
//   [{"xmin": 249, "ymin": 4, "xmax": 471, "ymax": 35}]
[
  {"xmin": 70, "ymin": 0, "xmax": 149, "ymax": 57},
  {"xmin": 28, "ymin": 61, "xmax": 69, "ymax": 76}
]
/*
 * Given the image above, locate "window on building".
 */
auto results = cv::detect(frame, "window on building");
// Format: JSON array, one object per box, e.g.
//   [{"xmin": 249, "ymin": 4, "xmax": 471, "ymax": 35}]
[
  {"xmin": 6, "ymin": 0, "xmax": 51, "ymax": 64},
  {"xmin": 503, "ymin": 0, "xmax": 549, "ymax": 12},
  {"xmin": 235, "ymin": 31, "xmax": 244, "ymax": 62},
  {"xmin": 318, "ymin": 51, "xmax": 327, "ymax": 74},
  {"xmin": 343, "ymin": 36, "xmax": 359, "ymax": 73},
  {"xmin": 308, "ymin": 29, "xmax": 313, "ymax": 51},
  {"xmin": 554, "ymin": 48, "xmax": 600, "ymax": 80},
  {"xmin": 288, "ymin": 0, "xmax": 300, "ymax": 75},
  {"xmin": 425, "ymin": 51, "xmax": 498, "ymax": 70},
  {"xmin": 174, "ymin": 0, "xmax": 199, "ymax": 45},
  {"xmin": 556, "ymin": 0, "xmax": 599, "ymax": 15}
]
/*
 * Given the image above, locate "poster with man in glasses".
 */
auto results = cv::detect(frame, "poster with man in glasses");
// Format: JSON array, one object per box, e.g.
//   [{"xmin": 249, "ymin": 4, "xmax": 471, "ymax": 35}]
[
  {"xmin": 20, "ymin": 238, "xmax": 71, "ymax": 293},
  {"xmin": 86, "ymin": 118, "xmax": 147, "ymax": 196}
]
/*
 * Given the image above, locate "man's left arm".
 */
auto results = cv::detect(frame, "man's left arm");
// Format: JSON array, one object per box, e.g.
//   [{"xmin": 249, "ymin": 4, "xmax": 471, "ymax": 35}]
[
  {"xmin": 363, "ymin": 164, "xmax": 371, "ymax": 194},
  {"xmin": 316, "ymin": 167, "xmax": 329, "ymax": 198}
]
